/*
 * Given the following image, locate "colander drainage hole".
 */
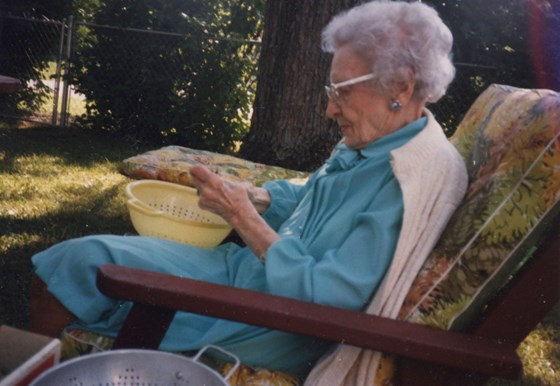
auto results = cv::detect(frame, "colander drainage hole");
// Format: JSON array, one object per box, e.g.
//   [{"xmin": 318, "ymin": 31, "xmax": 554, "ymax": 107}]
[{"xmin": 67, "ymin": 376, "xmax": 84, "ymax": 386}]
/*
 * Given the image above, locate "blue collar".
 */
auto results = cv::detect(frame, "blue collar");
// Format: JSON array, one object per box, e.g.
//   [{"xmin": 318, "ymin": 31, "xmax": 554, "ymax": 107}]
[{"xmin": 325, "ymin": 117, "xmax": 427, "ymax": 173}]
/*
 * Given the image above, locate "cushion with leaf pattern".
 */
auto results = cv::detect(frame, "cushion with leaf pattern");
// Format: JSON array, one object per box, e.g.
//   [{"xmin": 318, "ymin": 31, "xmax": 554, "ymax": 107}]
[
  {"xmin": 119, "ymin": 146, "xmax": 309, "ymax": 187},
  {"xmin": 398, "ymin": 84, "xmax": 560, "ymax": 330}
]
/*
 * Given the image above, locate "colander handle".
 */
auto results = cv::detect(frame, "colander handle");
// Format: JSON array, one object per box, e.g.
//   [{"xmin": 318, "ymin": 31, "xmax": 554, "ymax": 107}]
[{"xmin": 193, "ymin": 345, "xmax": 241, "ymax": 381}]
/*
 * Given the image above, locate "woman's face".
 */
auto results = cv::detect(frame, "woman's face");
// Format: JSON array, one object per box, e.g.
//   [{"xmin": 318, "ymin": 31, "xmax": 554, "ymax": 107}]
[{"xmin": 326, "ymin": 45, "xmax": 396, "ymax": 149}]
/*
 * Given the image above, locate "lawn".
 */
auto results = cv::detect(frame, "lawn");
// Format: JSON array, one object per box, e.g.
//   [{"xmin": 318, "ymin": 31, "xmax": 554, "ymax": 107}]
[
  {"xmin": 0, "ymin": 124, "xmax": 147, "ymax": 328},
  {"xmin": 0, "ymin": 124, "xmax": 558, "ymax": 385}
]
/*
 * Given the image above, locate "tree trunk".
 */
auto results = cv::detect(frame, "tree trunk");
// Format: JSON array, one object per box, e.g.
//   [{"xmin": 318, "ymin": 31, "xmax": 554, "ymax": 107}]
[{"xmin": 240, "ymin": 0, "xmax": 359, "ymax": 171}]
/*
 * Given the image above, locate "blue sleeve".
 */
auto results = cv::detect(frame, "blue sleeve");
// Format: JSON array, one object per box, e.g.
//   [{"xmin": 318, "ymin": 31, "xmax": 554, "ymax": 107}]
[
  {"xmin": 261, "ymin": 179, "xmax": 309, "ymax": 230},
  {"xmin": 264, "ymin": 178, "xmax": 403, "ymax": 311}
]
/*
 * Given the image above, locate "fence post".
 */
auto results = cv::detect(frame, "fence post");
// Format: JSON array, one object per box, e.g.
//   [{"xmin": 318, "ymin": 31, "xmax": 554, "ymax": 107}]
[
  {"xmin": 52, "ymin": 17, "xmax": 67, "ymax": 126},
  {"xmin": 60, "ymin": 15, "xmax": 74, "ymax": 128},
  {"xmin": 0, "ymin": 16, "xmax": 4, "ymax": 62}
]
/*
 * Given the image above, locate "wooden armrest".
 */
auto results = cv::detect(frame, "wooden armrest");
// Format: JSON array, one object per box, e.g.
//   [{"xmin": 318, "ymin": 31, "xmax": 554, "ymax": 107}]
[{"xmin": 97, "ymin": 264, "xmax": 521, "ymax": 379}]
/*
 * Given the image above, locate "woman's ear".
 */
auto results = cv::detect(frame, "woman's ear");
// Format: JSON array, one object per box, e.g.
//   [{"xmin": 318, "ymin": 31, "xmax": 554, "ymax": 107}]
[{"xmin": 394, "ymin": 68, "xmax": 416, "ymax": 106}]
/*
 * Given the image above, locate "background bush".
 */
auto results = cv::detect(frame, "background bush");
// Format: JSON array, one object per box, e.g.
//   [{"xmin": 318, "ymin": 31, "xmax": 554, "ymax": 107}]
[{"xmin": 71, "ymin": 0, "xmax": 263, "ymax": 152}]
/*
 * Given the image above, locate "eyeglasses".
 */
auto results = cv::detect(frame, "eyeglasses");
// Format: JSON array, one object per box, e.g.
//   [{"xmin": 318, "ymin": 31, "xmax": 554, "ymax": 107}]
[{"xmin": 324, "ymin": 73, "xmax": 376, "ymax": 103}]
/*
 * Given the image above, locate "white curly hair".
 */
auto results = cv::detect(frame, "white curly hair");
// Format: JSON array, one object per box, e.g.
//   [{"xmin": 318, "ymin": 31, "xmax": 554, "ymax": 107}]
[{"xmin": 322, "ymin": 0, "xmax": 455, "ymax": 103}]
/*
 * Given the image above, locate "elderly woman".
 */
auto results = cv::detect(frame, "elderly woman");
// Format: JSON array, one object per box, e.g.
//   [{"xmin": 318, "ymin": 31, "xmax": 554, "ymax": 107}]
[{"xmin": 29, "ymin": 0, "xmax": 467, "ymax": 381}]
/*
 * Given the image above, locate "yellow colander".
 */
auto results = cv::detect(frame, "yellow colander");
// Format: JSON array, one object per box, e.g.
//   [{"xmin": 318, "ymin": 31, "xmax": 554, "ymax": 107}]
[{"xmin": 125, "ymin": 180, "xmax": 232, "ymax": 248}]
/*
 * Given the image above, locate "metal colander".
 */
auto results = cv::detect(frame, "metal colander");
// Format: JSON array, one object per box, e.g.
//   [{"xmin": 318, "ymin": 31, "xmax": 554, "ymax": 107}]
[{"xmin": 30, "ymin": 346, "xmax": 239, "ymax": 386}]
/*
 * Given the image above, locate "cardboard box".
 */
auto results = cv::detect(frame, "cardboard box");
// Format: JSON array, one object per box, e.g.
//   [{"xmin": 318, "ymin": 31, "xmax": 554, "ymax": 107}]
[{"xmin": 0, "ymin": 326, "xmax": 60, "ymax": 386}]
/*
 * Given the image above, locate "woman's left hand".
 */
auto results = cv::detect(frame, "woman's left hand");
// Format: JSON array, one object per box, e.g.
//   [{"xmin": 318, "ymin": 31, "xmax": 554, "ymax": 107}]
[{"xmin": 189, "ymin": 164, "xmax": 252, "ymax": 223}]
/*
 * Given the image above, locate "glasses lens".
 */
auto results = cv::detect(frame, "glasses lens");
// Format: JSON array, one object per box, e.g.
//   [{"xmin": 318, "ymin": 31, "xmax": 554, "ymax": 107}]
[{"xmin": 325, "ymin": 85, "xmax": 337, "ymax": 101}]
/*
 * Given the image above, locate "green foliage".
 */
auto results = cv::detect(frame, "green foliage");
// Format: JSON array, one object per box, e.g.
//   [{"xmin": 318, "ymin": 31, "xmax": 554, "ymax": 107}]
[{"xmin": 71, "ymin": 0, "xmax": 263, "ymax": 153}]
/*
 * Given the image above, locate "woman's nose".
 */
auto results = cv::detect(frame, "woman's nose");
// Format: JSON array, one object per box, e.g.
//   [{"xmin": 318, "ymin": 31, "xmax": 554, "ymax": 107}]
[{"xmin": 326, "ymin": 98, "xmax": 341, "ymax": 119}]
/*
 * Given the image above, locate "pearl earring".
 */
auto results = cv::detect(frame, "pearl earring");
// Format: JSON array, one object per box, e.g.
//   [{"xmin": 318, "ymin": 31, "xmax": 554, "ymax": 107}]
[{"xmin": 389, "ymin": 99, "xmax": 402, "ymax": 111}]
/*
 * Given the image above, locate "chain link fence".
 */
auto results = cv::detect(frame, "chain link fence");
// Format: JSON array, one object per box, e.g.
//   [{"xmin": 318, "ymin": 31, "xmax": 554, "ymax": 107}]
[
  {"xmin": 1, "ymin": 15, "xmax": 497, "ymax": 137},
  {"xmin": 0, "ymin": 15, "xmax": 67, "ymax": 124},
  {"xmin": 0, "ymin": 15, "xmax": 260, "ymax": 151}
]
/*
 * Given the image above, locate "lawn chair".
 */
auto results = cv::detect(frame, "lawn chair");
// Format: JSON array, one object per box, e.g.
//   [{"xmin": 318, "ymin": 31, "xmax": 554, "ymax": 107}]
[{"xmin": 94, "ymin": 84, "xmax": 559, "ymax": 385}]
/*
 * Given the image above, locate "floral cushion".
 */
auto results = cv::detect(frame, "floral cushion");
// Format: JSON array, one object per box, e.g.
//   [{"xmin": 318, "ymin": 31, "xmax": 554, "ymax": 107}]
[
  {"xmin": 399, "ymin": 84, "xmax": 560, "ymax": 329},
  {"xmin": 60, "ymin": 328, "xmax": 114, "ymax": 360},
  {"xmin": 119, "ymin": 146, "xmax": 309, "ymax": 187}
]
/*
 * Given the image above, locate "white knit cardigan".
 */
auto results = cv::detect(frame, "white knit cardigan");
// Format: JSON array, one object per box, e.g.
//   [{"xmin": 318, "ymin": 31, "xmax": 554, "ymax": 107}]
[{"xmin": 304, "ymin": 109, "xmax": 468, "ymax": 386}]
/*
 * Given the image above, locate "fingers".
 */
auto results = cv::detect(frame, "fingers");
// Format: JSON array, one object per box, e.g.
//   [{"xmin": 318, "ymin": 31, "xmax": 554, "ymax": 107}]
[
  {"xmin": 190, "ymin": 164, "xmax": 213, "ymax": 185},
  {"xmin": 190, "ymin": 165, "xmax": 222, "ymax": 193},
  {"xmin": 189, "ymin": 165, "xmax": 229, "ymax": 214}
]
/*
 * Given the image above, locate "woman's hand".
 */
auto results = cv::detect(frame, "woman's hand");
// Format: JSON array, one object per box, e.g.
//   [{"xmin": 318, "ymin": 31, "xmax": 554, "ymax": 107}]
[
  {"xmin": 189, "ymin": 164, "xmax": 253, "ymax": 223},
  {"xmin": 190, "ymin": 165, "xmax": 279, "ymax": 261}
]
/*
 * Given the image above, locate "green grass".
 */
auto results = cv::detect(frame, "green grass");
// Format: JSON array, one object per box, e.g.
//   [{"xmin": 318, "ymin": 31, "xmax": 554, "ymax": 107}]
[
  {"xmin": 0, "ymin": 124, "xmax": 148, "ymax": 328},
  {"xmin": 0, "ymin": 123, "xmax": 558, "ymax": 385}
]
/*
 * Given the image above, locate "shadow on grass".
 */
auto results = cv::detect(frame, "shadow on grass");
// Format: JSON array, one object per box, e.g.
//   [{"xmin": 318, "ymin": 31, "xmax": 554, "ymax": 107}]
[
  {"xmin": 1, "ymin": 124, "xmax": 145, "ymax": 329},
  {"xmin": 0, "ymin": 125, "xmax": 147, "ymax": 171},
  {"xmin": 1, "ymin": 207, "xmax": 138, "ymax": 329}
]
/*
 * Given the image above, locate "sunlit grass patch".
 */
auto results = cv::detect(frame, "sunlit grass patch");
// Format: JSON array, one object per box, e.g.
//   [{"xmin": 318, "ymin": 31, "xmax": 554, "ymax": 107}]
[
  {"xmin": 488, "ymin": 307, "xmax": 559, "ymax": 385},
  {"xmin": 517, "ymin": 309, "xmax": 560, "ymax": 384}
]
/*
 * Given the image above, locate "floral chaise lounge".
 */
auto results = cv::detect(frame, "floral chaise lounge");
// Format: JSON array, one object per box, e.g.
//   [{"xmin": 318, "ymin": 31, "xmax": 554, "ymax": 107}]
[{"xmin": 59, "ymin": 84, "xmax": 560, "ymax": 385}]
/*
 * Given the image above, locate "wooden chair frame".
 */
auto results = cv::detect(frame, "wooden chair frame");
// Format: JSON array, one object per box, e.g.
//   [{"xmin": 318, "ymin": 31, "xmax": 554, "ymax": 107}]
[{"xmin": 96, "ymin": 216, "xmax": 559, "ymax": 385}]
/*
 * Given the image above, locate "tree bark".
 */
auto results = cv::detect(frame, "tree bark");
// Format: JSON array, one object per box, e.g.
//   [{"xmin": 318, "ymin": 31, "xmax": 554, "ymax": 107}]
[{"xmin": 240, "ymin": 0, "xmax": 359, "ymax": 171}]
